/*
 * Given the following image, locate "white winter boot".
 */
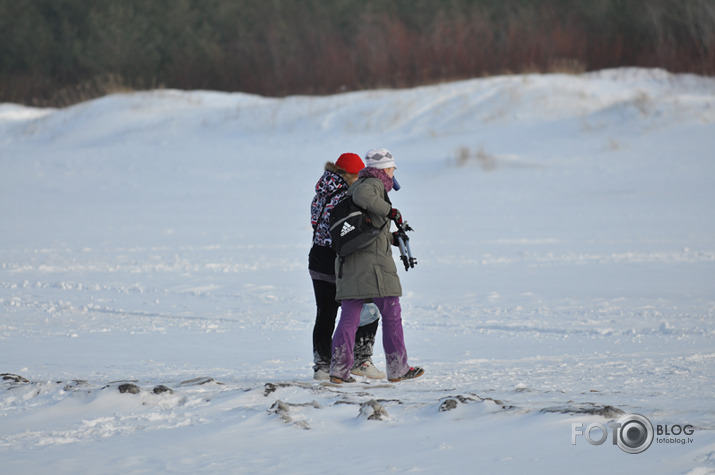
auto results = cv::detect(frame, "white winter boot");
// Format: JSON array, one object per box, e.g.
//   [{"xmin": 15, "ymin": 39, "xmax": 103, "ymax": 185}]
[
  {"xmin": 313, "ymin": 368, "xmax": 330, "ymax": 381},
  {"xmin": 351, "ymin": 361, "xmax": 386, "ymax": 379}
]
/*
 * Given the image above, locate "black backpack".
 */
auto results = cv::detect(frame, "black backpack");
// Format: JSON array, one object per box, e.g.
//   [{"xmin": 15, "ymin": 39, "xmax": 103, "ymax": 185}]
[
  {"xmin": 328, "ymin": 183, "xmax": 390, "ymax": 259},
  {"xmin": 328, "ymin": 198, "xmax": 378, "ymax": 257}
]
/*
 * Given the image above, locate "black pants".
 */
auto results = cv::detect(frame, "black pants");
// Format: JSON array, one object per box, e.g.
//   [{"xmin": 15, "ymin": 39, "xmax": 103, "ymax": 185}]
[{"xmin": 312, "ymin": 279, "xmax": 378, "ymax": 371}]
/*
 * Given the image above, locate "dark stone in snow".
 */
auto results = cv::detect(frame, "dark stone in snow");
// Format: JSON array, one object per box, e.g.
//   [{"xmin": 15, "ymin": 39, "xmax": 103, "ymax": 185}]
[
  {"xmin": 1, "ymin": 373, "xmax": 29, "ymax": 383},
  {"xmin": 264, "ymin": 382, "xmax": 278, "ymax": 396},
  {"xmin": 153, "ymin": 385, "xmax": 174, "ymax": 394},
  {"xmin": 540, "ymin": 403, "xmax": 625, "ymax": 418},
  {"xmin": 439, "ymin": 399, "xmax": 459, "ymax": 412},
  {"xmin": 359, "ymin": 399, "xmax": 389, "ymax": 420},
  {"xmin": 118, "ymin": 383, "xmax": 141, "ymax": 394}
]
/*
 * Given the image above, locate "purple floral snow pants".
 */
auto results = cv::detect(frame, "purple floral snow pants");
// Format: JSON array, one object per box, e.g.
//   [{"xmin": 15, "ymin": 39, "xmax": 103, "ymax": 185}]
[{"xmin": 330, "ymin": 297, "xmax": 409, "ymax": 380}]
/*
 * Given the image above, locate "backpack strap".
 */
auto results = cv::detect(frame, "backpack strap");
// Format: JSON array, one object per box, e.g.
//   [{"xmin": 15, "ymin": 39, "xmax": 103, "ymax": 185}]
[{"xmin": 338, "ymin": 255, "xmax": 345, "ymax": 279}]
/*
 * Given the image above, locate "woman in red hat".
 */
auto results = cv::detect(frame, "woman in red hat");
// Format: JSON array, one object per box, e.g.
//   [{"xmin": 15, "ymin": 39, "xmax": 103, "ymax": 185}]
[{"xmin": 309, "ymin": 153, "xmax": 384, "ymax": 380}]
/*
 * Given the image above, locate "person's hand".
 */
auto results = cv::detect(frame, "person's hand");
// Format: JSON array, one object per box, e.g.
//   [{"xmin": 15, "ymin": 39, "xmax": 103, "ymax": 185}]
[
  {"xmin": 391, "ymin": 231, "xmax": 400, "ymax": 246},
  {"xmin": 388, "ymin": 208, "xmax": 402, "ymax": 224}
]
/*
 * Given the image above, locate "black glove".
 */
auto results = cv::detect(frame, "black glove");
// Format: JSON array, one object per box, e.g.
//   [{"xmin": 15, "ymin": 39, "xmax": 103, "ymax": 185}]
[
  {"xmin": 388, "ymin": 208, "xmax": 402, "ymax": 224},
  {"xmin": 391, "ymin": 231, "xmax": 400, "ymax": 246}
]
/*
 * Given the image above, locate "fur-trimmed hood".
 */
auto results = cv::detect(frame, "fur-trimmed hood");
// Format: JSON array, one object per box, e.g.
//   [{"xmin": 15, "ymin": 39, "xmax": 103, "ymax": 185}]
[{"xmin": 324, "ymin": 161, "xmax": 343, "ymax": 175}]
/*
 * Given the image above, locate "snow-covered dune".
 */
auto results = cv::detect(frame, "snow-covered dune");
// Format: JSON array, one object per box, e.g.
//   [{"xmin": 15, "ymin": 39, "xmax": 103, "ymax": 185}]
[{"xmin": 1, "ymin": 69, "xmax": 714, "ymax": 474}]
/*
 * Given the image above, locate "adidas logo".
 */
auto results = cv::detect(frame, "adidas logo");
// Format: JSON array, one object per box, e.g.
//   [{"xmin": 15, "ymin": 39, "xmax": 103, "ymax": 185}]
[{"xmin": 340, "ymin": 222, "xmax": 355, "ymax": 236}]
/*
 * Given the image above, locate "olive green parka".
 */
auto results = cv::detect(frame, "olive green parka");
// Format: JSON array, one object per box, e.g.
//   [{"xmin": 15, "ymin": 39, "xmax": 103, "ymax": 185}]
[{"xmin": 335, "ymin": 176, "xmax": 402, "ymax": 300}]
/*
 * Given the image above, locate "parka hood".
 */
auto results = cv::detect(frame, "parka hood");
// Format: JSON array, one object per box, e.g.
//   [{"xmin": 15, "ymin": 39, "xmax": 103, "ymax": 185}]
[{"xmin": 314, "ymin": 162, "xmax": 349, "ymax": 199}]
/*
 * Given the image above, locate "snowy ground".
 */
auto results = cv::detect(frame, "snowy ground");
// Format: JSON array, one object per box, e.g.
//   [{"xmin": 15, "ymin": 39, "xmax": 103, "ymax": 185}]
[{"xmin": 1, "ymin": 68, "xmax": 714, "ymax": 474}]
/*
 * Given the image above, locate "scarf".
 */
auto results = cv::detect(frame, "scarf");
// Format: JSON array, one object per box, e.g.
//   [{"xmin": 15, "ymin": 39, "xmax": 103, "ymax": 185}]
[{"xmin": 358, "ymin": 167, "xmax": 393, "ymax": 192}]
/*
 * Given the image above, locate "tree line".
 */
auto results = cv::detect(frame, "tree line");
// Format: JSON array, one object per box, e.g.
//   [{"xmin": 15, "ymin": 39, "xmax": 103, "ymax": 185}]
[{"xmin": 1, "ymin": 0, "xmax": 714, "ymax": 107}]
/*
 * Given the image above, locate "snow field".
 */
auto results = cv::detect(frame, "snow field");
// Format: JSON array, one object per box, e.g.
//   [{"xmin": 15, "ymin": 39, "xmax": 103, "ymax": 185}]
[{"xmin": 1, "ymin": 68, "xmax": 714, "ymax": 473}]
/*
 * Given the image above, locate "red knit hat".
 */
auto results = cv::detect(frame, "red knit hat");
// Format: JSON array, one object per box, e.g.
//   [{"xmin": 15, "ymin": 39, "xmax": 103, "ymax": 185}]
[{"xmin": 336, "ymin": 153, "xmax": 365, "ymax": 174}]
